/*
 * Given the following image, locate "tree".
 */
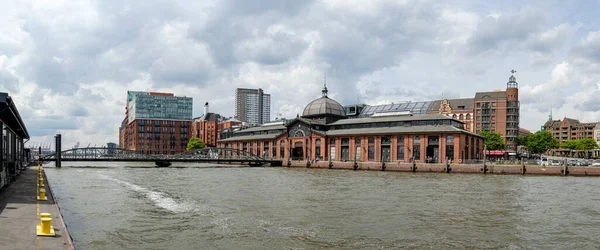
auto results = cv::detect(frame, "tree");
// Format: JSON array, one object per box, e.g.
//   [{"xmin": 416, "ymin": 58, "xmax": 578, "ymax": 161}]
[
  {"xmin": 517, "ymin": 135, "xmax": 531, "ymax": 149},
  {"xmin": 560, "ymin": 140, "xmax": 579, "ymax": 150},
  {"xmin": 480, "ymin": 131, "xmax": 506, "ymax": 151},
  {"xmin": 576, "ymin": 138, "xmax": 598, "ymax": 158},
  {"xmin": 526, "ymin": 130, "xmax": 559, "ymax": 154},
  {"xmin": 576, "ymin": 138, "xmax": 598, "ymax": 150},
  {"xmin": 186, "ymin": 137, "xmax": 205, "ymax": 151}
]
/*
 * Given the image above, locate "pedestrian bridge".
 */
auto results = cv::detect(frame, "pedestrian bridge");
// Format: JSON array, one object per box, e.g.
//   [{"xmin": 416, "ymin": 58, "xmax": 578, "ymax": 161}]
[{"xmin": 40, "ymin": 147, "xmax": 283, "ymax": 167}]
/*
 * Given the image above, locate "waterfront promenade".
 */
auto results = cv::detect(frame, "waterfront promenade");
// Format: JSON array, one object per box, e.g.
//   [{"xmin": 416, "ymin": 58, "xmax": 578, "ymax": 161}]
[{"xmin": 0, "ymin": 167, "xmax": 74, "ymax": 250}]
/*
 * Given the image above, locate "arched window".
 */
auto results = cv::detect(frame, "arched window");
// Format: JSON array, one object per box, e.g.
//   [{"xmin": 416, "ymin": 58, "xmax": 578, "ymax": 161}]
[
  {"xmin": 279, "ymin": 140, "xmax": 285, "ymax": 159},
  {"xmin": 452, "ymin": 114, "xmax": 457, "ymax": 119},
  {"xmin": 466, "ymin": 114, "xmax": 471, "ymax": 120},
  {"xmin": 459, "ymin": 114, "xmax": 464, "ymax": 120},
  {"xmin": 315, "ymin": 139, "xmax": 321, "ymax": 160}
]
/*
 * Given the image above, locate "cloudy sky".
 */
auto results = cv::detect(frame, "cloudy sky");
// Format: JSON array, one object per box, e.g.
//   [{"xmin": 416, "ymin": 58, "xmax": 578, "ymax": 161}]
[{"xmin": 2, "ymin": 0, "xmax": 600, "ymax": 148}]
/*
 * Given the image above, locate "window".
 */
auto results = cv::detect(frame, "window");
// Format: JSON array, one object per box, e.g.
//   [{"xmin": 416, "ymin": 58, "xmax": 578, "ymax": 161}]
[
  {"xmin": 397, "ymin": 136, "xmax": 405, "ymax": 161},
  {"xmin": 413, "ymin": 136, "xmax": 421, "ymax": 161},
  {"xmin": 316, "ymin": 139, "xmax": 321, "ymax": 159},
  {"xmin": 368, "ymin": 145, "xmax": 375, "ymax": 161},
  {"xmin": 368, "ymin": 137, "xmax": 374, "ymax": 143},
  {"xmin": 381, "ymin": 136, "xmax": 391, "ymax": 145},
  {"xmin": 446, "ymin": 135, "xmax": 454, "ymax": 143},
  {"xmin": 280, "ymin": 140, "xmax": 285, "ymax": 158},
  {"xmin": 397, "ymin": 136, "xmax": 404, "ymax": 144}
]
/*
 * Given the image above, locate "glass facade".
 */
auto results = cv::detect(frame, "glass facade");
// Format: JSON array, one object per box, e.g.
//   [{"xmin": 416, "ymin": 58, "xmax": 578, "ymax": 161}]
[
  {"xmin": 358, "ymin": 101, "xmax": 433, "ymax": 117},
  {"xmin": 127, "ymin": 91, "xmax": 193, "ymax": 122}
]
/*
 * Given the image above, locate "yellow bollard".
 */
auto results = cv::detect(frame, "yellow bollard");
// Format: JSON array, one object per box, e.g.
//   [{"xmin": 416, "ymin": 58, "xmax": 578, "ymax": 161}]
[
  {"xmin": 38, "ymin": 177, "xmax": 44, "ymax": 187},
  {"xmin": 36, "ymin": 216, "xmax": 55, "ymax": 236},
  {"xmin": 38, "ymin": 188, "xmax": 47, "ymax": 201}
]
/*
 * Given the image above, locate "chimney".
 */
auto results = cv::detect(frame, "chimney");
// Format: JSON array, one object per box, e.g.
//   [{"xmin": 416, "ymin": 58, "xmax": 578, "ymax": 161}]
[{"xmin": 204, "ymin": 102, "xmax": 209, "ymax": 116}]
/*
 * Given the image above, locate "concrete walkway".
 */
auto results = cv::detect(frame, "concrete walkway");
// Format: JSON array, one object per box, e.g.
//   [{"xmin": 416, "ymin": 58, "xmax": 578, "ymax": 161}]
[{"xmin": 0, "ymin": 167, "xmax": 75, "ymax": 250}]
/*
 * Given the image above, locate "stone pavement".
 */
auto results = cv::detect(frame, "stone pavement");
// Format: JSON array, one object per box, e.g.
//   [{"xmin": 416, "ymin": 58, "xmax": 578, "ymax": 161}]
[{"xmin": 0, "ymin": 167, "xmax": 75, "ymax": 250}]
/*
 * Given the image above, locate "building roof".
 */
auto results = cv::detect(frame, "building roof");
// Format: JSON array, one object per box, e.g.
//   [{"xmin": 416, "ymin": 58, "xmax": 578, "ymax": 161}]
[
  {"xmin": 474, "ymin": 91, "xmax": 507, "ymax": 99},
  {"xmin": 193, "ymin": 112, "xmax": 223, "ymax": 122},
  {"xmin": 0, "ymin": 92, "xmax": 29, "ymax": 139},
  {"xmin": 219, "ymin": 133, "xmax": 283, "ymax": 142},
  {"xmin": 428, "ymin": 98, "xmax": 474, "ymax": 112},
  {"xmin": 302, "ymin": 96, "xmax": 346, "ymax": 118},
  {"xmin": 563, "ymin": 118, "xmax": 580, "ymax": 125},
  {"xmin": 233, "ymin": 124, "xmax": 287, "ymax": 133},
  {"xmin": 325, "ymin": 125, "xmax": 480, "ymax": 137},
  {"xmin": 328, "ymin": 114, "xmax": 462, "ymax": 126},
  {"xmin": 358, "ymin": 101, "xmax": 433, "ymax": 117}
]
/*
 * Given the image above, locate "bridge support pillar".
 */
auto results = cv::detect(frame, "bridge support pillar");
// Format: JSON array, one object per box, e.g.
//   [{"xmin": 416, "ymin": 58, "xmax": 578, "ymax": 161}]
[{"xmin": 55, "ymin": 134, "xmax": 61, "ymax": 167}]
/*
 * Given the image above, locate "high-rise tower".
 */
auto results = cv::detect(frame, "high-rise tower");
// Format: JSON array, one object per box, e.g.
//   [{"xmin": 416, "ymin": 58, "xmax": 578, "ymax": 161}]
[{"xmin": 235, "ymin": 88, "xmax": 271, "ymax": 125}]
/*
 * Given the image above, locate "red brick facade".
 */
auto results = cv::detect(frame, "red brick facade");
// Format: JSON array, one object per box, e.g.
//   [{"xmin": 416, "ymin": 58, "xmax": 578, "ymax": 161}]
[
  {"xmin": 120, "ymin": 119, "xmax": 191, "ymax": 154},
  {"xmin": 219, "ymin": 120, "xmax": 484, "ymax": 164}
]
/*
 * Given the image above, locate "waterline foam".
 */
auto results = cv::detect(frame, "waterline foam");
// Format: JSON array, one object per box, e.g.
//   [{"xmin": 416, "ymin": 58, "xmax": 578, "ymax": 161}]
[{"xmin": 99, "ymin": 174, "xmax": 192, "ymax": 213}]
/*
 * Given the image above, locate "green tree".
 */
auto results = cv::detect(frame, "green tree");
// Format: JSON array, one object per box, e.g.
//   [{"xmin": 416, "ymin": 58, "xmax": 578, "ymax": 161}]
[
  {"xmin": 576, "ymin": 138, "xmax": 598, "ymax": 158},
  {"xmin": 526, "ymin": 130, "xmax": 559, "ymax": 154},
  {"xmin": 517, "ymin": 134, "xmax": 532, "ymax": 149},
  {"xmin": 480, "ymin": 131, "xmax": 506, "ymax": 151},
  {"xmin": 576, "ymin": 138, "xmax": 598, "ymax": 150},
  {"xmin": 517, "ymin": 135, "xmax": 531, "ymax": 148},
  {"xmin": 560, "ymin": 140, "xmax": 579, "ymax": 150},
  {"xmin": 186, "ymin": 137, "xmax": 206, "ymax": 151}
]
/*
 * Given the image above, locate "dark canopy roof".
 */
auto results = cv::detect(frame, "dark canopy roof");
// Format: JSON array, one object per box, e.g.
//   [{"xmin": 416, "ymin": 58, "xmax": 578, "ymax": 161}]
[{"xmin": 0, "ymin": 92, "xmax": 29, "ymax": 139}]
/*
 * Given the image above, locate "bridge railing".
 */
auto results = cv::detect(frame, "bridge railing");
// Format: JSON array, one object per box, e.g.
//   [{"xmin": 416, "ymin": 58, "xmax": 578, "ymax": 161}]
[{"xmin": 41, "ymin": 147, "xmax": 269, "ymax": 161}]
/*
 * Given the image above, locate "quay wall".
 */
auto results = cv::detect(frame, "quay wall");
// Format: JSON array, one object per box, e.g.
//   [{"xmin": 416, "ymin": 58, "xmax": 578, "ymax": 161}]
[{"xmin": 284, "ymin": 160, "xmax": 600, "ymax": 177}]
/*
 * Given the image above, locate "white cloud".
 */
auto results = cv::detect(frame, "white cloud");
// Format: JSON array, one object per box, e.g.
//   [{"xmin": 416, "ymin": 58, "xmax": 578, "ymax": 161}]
[{"xmin": 0, "ymin": 0, "xmax": 597, "ymax": 147}]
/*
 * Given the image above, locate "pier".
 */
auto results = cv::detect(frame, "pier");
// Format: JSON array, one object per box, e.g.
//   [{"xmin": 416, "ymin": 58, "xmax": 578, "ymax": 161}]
[{"xmin": 0, "ymin": 166, "xmax": 74, "ymax": 250}]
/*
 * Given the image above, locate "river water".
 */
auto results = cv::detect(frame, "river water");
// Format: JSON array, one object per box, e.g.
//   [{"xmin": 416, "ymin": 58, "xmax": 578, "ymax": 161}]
[{"xmin": 44, "ymin": 162, "xmax": 600, "ymax": 250}]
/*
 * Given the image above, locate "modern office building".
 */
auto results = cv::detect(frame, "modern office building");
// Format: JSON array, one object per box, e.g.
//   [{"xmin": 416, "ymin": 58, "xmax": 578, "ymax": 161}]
[
  {"xmin": 1, "ymin": 92, "xmax": 30, "ymax": 189},
  {"xmin": 219, "ymin": 85, "xmax": 483, "ymax": 163},
  {"xmin": 235, "ymin": 88, "xmax": 271, "ymax": 125},
  {"xmin": 119, "ymin": 91, "xmax": 193, "ymax": 154}
]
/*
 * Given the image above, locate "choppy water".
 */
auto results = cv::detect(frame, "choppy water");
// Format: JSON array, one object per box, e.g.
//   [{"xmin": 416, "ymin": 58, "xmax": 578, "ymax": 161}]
[{"xmin": 44, "ymin": 162, "xmax": 600, "ymax": 249}]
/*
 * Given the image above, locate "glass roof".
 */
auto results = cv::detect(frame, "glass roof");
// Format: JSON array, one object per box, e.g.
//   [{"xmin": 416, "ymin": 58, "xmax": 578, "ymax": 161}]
[{"xmin": 358, "ymin": 101, "xmax": 433, "ymax": 117}]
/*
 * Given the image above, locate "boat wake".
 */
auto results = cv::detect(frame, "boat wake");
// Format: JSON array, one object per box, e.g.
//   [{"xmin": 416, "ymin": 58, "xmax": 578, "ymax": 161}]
[{"xmin": 99, "ymin": 174, "xmax": 194, "ymax": 213}]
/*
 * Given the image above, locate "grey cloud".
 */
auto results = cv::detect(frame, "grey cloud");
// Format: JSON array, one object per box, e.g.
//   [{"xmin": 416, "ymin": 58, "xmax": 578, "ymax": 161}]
[
  {"xmin": 234, "ymin": 28, "xmax": 309, "ymax": 65},
  {"xmin": 570, "ymin": 31, "xmax": 600, "ymax": 72},
  {"xmin": 575, "ymin": 90, "xmax": 600, "ymax": 111},
  {"xmin": 468, "ymin": 7, "xmax": 545, "ymax": 54},
  {"xmin": 27, "ymin": 118, "xmax": 81, "ymax": 134},
  {"xmin": 69, "ymin": 106, "xmax": 89, "ymax": 117}
]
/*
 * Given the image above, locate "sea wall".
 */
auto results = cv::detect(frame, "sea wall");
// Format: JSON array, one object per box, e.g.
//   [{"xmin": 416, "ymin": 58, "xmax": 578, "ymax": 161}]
[{"xmin": 284, "ymin": 160, "xmax": 600, "ymax": 176}]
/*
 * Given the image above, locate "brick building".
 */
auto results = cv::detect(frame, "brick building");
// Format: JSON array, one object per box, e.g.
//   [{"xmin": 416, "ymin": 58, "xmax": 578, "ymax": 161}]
[
  {"xmin": 119, "ymin": 91, "xmax": 192, "ymax": 154},
  {"xmin": 472, "ymin": 73, "xmax": 520, "ymax": 154},
  {"xmin": 191, "ymin": 102, "xmax": 243, "ymax": 147},
  {"xmin": 543, "ymin": 117, "xmax": 597, "ymax": 143},
  {"xmin": 428, "ymin": 98, "xmax": 474, "ymax": 132},
  {"xmin": 219, "ymin": 85, "xmax": 483, "ymax": 163}
]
